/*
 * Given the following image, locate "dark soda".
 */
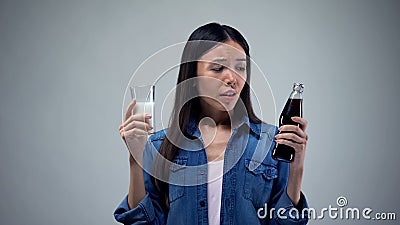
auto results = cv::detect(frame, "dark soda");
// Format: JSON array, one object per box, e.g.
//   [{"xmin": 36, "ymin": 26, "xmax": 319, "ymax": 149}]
[{"xmin": 272, "ymin": 83, "xmax": 304, "ymax": 163}]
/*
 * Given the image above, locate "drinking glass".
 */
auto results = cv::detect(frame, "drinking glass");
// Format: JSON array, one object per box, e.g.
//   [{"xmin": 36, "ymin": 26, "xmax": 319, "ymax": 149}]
[{"xmin": 129, "ymin": 85, "xmax": 155, "ymax": 131}]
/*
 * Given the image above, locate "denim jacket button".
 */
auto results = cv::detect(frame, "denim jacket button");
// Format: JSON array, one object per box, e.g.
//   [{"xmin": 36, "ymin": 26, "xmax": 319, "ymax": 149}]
[{"xmin": 200, "ymin": 200, "xmax": 206, "ymax": 207}]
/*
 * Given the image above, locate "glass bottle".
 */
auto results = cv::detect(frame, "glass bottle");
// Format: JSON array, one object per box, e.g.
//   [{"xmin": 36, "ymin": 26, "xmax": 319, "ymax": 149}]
[{"xmin": 272, "ymin": 83, "xmax": 304, "ymax": 163}]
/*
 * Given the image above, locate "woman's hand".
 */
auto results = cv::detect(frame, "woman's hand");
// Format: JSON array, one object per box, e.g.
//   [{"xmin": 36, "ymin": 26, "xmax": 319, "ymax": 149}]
[
  {"xmin": 119, "ymin": 100, "xmax": 153, "ymax": 164},
  {"xmin": 274, "ymin": 117, "xmax": 309, "ymax": 205},
  {"xmin": 274, "ymin": 117, "xmax": 308, "ymax": 169},
  {"xmin": 119, "ymin": 100, "xmax": 151, "ymax": 208}
]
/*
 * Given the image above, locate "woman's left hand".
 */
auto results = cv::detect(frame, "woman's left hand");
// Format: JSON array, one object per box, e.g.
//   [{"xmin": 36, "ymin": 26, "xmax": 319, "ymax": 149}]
[{"xmin": 274, "ymin": 117, "xmax": 309, "ymax": 169}]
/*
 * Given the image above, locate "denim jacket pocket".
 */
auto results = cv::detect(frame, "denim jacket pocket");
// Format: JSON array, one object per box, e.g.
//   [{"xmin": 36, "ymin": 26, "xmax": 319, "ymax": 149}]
[
  {"xmin": 243, "ymin": 158, "xmax": 278, "ymax": 206},
  {"xmin": 169, "ymin": 156, "xmax": 188, "ymax": 203}
]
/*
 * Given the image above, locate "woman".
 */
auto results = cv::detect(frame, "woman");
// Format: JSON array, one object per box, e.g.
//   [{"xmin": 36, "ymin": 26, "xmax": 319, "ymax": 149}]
[{"xmin": 115, "ymin": 22, "xmax": 309, "ymax": 225}]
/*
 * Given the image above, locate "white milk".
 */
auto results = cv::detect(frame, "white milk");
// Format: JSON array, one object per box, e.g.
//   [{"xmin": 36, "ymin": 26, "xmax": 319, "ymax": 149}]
[{"xmin": 132, "ymin": 101, "xmax": 155, "ymax": 129}]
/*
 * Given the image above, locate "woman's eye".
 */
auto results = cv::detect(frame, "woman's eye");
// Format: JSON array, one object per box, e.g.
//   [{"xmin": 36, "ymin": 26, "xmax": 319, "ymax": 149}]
[
  {"xmin": 211, "ymin": 66, "xmax": 224, "ymax": 72},
  {"xmin": 236, "ymin": 66, "xmax": 246, "ymax": 72}
]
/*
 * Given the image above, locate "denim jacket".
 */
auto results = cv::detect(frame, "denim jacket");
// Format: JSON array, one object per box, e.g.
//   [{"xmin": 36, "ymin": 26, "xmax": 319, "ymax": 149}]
[{"xmin": 114, "ymin": 116, "xmax": 309, "ymax": 225}]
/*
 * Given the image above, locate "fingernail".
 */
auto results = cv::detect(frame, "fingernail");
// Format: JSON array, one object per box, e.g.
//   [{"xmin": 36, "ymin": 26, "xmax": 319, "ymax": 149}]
[{"xmin": 145, "ymin": 114, "xmax": 152, "ymax": 118}]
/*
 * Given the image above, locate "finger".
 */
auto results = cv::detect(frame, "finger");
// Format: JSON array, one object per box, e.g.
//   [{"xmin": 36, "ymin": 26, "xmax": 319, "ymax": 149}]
[
  {"xmin": 123, "ymin": 120, "xmax": 153, "ymax": 132},
  {"xmin": 275, "ymin": 132, "xmax": 305, "ymax": 144},
  {"xmin": 124, "ymin": 99, "xmax": 137, "ymax": 121},
  {"xmin": 279, "ymin": 125, "xmax": 307, "ymax": 139},
  {"xmin": 291, "ymin": 117, "xmax": 308, "ymax": 131},
  {"xmin": 120, "ymin": 129, "xmax": 126, "ymax": 141},
  {"xmin": 120, "ymin": 117, "xmax": 133, "ymax": 131},
  {"xmin": 120, "ymin": 113, "xmax": 152, "ymax": 130},
  {"xmin": 276, "ymin": 139, "xmax": 304, "ymax": 153},
  {"xmin": 125, "ymin": 128, "xmax": 149, "ymax": 137}
]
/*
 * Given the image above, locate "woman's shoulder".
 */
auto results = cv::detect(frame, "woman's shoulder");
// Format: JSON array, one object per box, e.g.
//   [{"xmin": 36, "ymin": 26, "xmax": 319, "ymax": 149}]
[
  {"xmin": 248, "ymin": 121, "xmax": 278, "ymax": 138},
  {"xmin": 245, "ymin": 121, "xmax": 279, "ymax": 166}
]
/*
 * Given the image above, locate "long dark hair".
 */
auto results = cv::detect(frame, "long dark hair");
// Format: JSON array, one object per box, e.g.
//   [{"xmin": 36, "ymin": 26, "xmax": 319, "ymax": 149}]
[{"xmin": 153, "ymin": 22, "xmax": 261, "ymax": 208}]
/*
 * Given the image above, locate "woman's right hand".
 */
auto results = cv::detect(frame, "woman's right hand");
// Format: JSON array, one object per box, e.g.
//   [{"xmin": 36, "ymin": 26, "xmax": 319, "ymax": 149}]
[{"xmin": 119, "ymin": 100, "xmax": 153, "ymax": 164}]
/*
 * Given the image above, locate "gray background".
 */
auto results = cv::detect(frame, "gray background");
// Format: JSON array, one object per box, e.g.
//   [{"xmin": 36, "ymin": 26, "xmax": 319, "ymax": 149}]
[{"xmin": 1, "ymin": 0, "xmax": 399, "ymax": 224}]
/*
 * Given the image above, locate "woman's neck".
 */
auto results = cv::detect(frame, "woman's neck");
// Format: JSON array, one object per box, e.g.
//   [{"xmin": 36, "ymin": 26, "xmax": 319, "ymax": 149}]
[{"xmin": 199, "ymin": 100, "xmax": 234, "ymax": 127}]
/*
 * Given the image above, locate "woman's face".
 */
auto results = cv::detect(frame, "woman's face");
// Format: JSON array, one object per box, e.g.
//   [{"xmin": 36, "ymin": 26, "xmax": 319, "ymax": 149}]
[{"xmin": 196, "ymin": 40, "xmax": 247, "ymax": 112}]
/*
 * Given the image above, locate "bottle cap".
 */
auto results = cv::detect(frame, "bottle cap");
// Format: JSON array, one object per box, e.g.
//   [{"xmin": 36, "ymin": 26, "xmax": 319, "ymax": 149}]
[{"xmin": 293, "ymin": 83, "xmax": 304, "ymax": 93}]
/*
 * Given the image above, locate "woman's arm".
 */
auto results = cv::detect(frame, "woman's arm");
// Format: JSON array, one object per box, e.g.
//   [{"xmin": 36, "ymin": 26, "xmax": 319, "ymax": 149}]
[
  {"xmin": 275, "ymin": 116, "xmax": 308, "ymax": 206},
  {"xmin": 115, "ymin": 100, "xmax": 167, "ymax": 224},
  {"xmin": 114, "ymin": 141, "xmax": 167, "ymax": 225},
  {"xmin": 128, "ymin": 155, "xmax": 147, "ymax": 209},
  {"xmin": 119, "ymin": 100, "xmax": 153, "ymax": 208}
]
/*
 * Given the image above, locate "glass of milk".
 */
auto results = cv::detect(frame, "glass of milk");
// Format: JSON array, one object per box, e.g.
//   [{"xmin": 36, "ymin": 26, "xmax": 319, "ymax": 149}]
[{"xmin": 129, "ymin": 85, "xmax": 155, "ymax": 132}]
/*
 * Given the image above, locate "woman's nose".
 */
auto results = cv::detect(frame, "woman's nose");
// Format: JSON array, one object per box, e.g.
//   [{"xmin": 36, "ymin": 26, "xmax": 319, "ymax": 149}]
[{"xmin": 222, "ymin": 68, "xmax": 237, "ymax": 86}]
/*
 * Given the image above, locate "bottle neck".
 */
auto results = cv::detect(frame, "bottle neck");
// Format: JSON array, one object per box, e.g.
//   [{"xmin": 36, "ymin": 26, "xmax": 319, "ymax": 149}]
[{"xmin": 289, "ymin": 90, "xmax": 303, "ymax": 100}]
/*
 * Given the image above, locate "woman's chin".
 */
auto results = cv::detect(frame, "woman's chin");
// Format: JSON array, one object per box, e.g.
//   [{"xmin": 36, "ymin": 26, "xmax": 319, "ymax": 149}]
[
  {"xmin": 200, "ymin": 97, "xmax": 240, "ymax": 113},
  {"xmin": 215, "ymin": 103, "xmax": 236, "ymax": 112}
]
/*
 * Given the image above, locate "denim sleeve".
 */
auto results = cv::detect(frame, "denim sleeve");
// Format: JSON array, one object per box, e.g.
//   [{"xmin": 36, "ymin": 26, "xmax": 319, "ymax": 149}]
[
  {"xmin": 114, "ymin": 139, "xmax": 167, "ymax": 225},
  {"xmin": 269, "ymin": 161, "xmax": 309, "ymax": 225},
  {"xmin": 114, "ymin": 193, "xmax": 156, "ymax": 224}
]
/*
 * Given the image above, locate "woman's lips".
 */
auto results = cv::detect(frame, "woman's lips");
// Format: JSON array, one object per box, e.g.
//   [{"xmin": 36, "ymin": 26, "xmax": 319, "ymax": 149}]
[
  {"xmin": 219, "ymin": 90, "xmax": 237, "ymax": 101},
  {"xmin": 220, "ymin": 89, "xmax": 237, "ymax": 96}
]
